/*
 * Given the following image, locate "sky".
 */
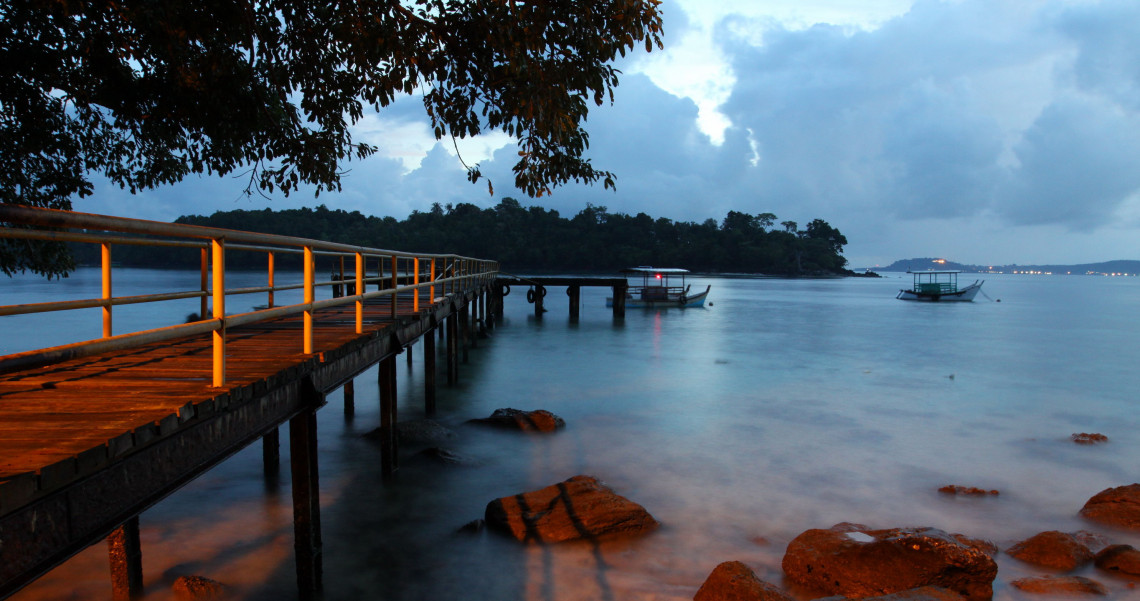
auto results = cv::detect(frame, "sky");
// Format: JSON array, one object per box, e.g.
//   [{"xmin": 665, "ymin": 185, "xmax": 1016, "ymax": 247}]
[{"xmin": 75, "ymin": 0, "xmax": 1140, "ymax": 269}]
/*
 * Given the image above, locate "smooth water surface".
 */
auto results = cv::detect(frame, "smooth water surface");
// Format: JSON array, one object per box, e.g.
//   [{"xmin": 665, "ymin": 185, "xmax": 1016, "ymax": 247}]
[{"xmin": 6, "ymin": 270, "xmax": 1140, "ymax": 600}]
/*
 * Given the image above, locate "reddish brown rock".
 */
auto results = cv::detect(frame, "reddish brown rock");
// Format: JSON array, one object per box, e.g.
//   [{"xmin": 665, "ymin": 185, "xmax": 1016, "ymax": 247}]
[
  {"xmin": 938, "ymin": 485, "xmax": 999, "ymax": 496},
  {"xmin": 173, "ymin": 575, "xmax": 227, "ymax": 600},
  {"xmin": 816, "ymin": 587, "xmax": 965, "ymax": 601},
  {"xmin": 469, "ymin": 408, "xmax": 566, "ymax": 432},
  {"xmin": 1080, "ymin": 484, "xmax": 1140, "ymax": 530},
  {"xmin": 485, "ymin": 475, "xmax": 658, "ymax": 543},
  {"xmin": 1006, "ymin": 531, "xmax": 1093, "ymax": 570},
  {"xmin": 693, "ymin": 561, "xmax": 793, "ymax": 601},
  {"xmin": 1094, "ymin": 544, "xmax": 1140, "ymax": 577},
  {"xmin": 1009, "ymin": 575, "xmax": 1107, "ymax": 595},
  {"xmin": 781, "ymin": 524, "xmax": 997, "ymax": 601},
  {"xmin": 1072, "ymin": 433, "xmax": 1109, "ymax": 444}
]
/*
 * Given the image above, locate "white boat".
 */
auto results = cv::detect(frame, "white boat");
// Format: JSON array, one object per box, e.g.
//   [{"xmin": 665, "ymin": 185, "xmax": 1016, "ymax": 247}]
[
  {"xmin": 897, "ymin": 270, "xmax": 983, "ymax": 302},
  {"xmin": 606, "ymin": 267, "xmax": 711, "ymax": 308}
]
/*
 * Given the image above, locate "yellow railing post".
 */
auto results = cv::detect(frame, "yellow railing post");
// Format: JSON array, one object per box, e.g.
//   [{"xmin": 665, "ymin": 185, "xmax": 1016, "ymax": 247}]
[
  {"xmin": 101, "ymin": 242, "xmax": 112, "ymax": 338},
  {"xmin": 413, "ymin": 257, "xmax": 420, "ymax": 313},
  {"xmin": 211, "ymin": 238, "xmax": 226, "ymax": 387},
  {"xmin": 355, "ymin": 251, "xmax": 364, "ymax": 334},
  {"xmin": 429, "ymin": 258, "xmax": 436, "ymax": 303},
  {"xmin": 268, "ymin": 252, "xmax": 276, "ymax": 308},
  {"xmin": 304, "ymin": 246, "xmax": 314, "ymax": 354},
  {"xmin": 199, "ymin": 248, "xmax": 208, "ymax": 320}
]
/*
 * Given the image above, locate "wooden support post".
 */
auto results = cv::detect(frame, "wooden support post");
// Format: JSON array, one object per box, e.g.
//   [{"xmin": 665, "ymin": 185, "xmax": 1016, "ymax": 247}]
[
  {"xmin": 424, "ymin": 327, "xmax": 436, "ymax": 414},
  {"xmin": 446, "ymin": 313, "xmax": 458, "ymax": 385},
  {"xmin": 534, "ymin": 285, "xmax": 545, "ymax": 318},
  {"xmin": 406, "ymin": 341, "xmax": 414, "ymax": 366},
  {"xmin": 290, "ymin": 394, "xmax": 323, "ymax": 600},
  {"xmin": 378, "ymin": 355, "xmax": 398, "ymax": 478},
  {"xmin": 107, "ymin": 516, "xmax": 143, "ymax": 601},
  {"xmin": 263, "ymin": 427, "xmax": 280, "ymax": 487},
  {"xmin": 568, "ymin": 285, "xmax": 581, "ymax": 322},
  {"xmin": 460, "ymin": 304, "xmax": 471, "ymax": 362},
  {"xmin": 343, "ymin": 379, "xmax": 355, "ymax": 418},
  {"xmin": 495, "ymin": 283, "xmax": 506, "ymax": 318},
  {"xmin": 613, "ymin": 282, "xmax": 627, "ymax": 319}
]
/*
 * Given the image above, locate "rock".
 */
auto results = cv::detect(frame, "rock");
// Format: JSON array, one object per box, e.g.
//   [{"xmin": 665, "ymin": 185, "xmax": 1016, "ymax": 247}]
[
  {"xmin": 172, "ymin": 575, "xmax": 227, "ymax": 600},
  {"xmin": 1006, "ymin": 531, "xmax": 1093, "ymax": 570},
  {"xmin": 1009, "ymin": 576, "xmax": 1107, "ymax": 595},
  {"xmin": 1080, "ymin": 484, "xmax": 1140, "ymax": 530},
  {"xmin": 816, "ymin": 586, "xmax": 965, "ymax": 601},
  {"xmin": 396, "ymin": 419, "xmax": 457, "ymax": 444},
  {"xmin": 484, "ymin": 475, "xmax": 658, "ymax": 543},
  {"xmin": 418, "ymin": 447, "xmax": 480, "ymax": 466},
  {"xmin": 458, "ymin": 519, "xmax": 485, "ymax": 534},
  {"xmin": 950, "ymin": 534, "xmax": 999, "ymax": 557},
  {"xmin": 1072, "ymin": 530, "xmax": 1112, "ymax": 554},
  {"xmin": 693, "ymin": 561, "xmax": 793, "ymax": 601},
  {"xmin": 1094, "ymin": 544, "xmax": 1140, "ymax": 577},
  {"xmin": 1072, "ymin": 433, "xmax": 1109, "ymax": 444},
  {"xmin": 938, "ymin": 485, "xmax": 999, "ymax": 496},
  {"xmin": 469, "ymin": 408, "xmax": 565, "ymax": 432},
  {"xmin": 780, "ymin": 524, "xmax": 997, "ymax": 601}
]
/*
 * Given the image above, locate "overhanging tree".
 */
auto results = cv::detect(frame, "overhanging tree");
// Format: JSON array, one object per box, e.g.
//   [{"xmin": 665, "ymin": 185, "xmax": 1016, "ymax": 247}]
[{"xmin": 0, "ymin": 0, "xmax": 664, "ymax": 277}]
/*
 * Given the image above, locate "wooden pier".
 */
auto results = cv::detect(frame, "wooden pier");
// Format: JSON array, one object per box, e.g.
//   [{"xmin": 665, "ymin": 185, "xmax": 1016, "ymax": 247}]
[
  {"xmin": 0, "ymin": 206, "xmax": 498, "ymax": 600},
  {"xmin": 495, "ymin": 275, "xmax": 629, "ymax": 319}
]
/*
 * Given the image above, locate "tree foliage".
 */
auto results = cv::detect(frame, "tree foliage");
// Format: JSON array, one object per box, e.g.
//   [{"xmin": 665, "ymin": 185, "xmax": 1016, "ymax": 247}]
[
  {"xmin": 0, "ymin": 0, "xmax": 663, "ymax": 277},
  {"xmin": 74, "ymin": 201, "xmax": 850, "ymax": 276}
]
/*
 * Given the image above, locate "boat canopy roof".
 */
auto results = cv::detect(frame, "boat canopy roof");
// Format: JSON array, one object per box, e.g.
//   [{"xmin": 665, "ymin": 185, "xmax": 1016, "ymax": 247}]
[
  {"xmin": 906, "ymin": 269, "xmax": 961, "ymax": 274},
  {"xmin": 621, "ymin": 267, "xmax": 690, "ymax": 275}
]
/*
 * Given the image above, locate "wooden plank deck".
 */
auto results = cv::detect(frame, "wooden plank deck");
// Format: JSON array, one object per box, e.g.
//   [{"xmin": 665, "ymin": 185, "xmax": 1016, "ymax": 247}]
[{"xmin": 0, "ymin": 285, "xmax": 487, "ymax": 598}]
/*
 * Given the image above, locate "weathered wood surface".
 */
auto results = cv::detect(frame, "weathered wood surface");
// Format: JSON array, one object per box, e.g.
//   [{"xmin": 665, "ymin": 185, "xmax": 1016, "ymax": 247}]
[{"xmin": 0, "ymin": 287, "xmax": 482, "ymax": 598}]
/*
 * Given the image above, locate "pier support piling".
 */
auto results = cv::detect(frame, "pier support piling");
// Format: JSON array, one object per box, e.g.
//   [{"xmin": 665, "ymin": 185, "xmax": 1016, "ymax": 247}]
[
  {"xmin": 378, "ymin": 354, "xmax": 399, "ymax": 478},
  {"xmin": 343, "ymin": 379, "xmax": 355, "ymax": 418},
  {"xmin": 107, "ymin": 516, "xmax": 143, "ymax": 601},
  {"xmin": 290, "ymin": 382, "xmax": 324, "ymax": 600},
  {"xmin": 262, "ymin": 427, "xmax": 280, "ymax": 487},
  {"xmin": 424, "ymin": 329, "xmax": 436, "ymax": 414},
  {"xmin": 568, "ymin": 285, "xmax": 580, "ymax": 322},
  {"xmin": 446, "ymin": 313, "xmax": 458, "ymax": 385}
]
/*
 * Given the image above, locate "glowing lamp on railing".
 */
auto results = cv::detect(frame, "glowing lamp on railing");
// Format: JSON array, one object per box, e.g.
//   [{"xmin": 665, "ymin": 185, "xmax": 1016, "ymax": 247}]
[{"xmin": 656, "ymin": 274, "xmax": 662, "ymax": 280}]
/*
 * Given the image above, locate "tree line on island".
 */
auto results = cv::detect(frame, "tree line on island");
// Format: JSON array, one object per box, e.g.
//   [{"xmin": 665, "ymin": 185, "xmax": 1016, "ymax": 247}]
[{"xmin": 73, "ymin": 199, "xmax": 852, "ymax": 276}]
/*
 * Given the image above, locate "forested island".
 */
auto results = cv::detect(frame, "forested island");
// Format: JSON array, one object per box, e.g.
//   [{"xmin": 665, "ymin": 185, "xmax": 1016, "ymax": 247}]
[{"xmin": 75, "ymin": 200, "xmax": 853, "ymax": 276}]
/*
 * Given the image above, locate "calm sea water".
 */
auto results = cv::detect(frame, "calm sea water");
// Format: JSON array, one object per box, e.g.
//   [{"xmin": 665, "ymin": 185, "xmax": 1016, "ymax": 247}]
[{"xmin": 6, "ymin": 270, "xmax": 1140, "ymax": 600}]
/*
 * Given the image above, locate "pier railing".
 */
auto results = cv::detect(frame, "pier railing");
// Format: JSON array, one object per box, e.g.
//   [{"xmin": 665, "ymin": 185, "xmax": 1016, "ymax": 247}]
[{"xmin": 0, "ymin": 205, "xmax": 498, "ymax": 386}]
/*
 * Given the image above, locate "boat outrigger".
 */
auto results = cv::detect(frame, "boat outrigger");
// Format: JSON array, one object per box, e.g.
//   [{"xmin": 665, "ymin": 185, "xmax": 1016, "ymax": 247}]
[
  {"xmin": 606, "ymin": 267, "xmax": 711, "ymax": 308},
  {"xmin": 897, "ymin": 270, "xmax": 983, "ymax": 302}
]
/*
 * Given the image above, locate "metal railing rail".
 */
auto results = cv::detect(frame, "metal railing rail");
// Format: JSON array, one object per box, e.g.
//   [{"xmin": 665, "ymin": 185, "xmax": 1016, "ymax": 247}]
[{"xmin": 0, "ymin": 205, "xmax": 499, "ymax": 386}]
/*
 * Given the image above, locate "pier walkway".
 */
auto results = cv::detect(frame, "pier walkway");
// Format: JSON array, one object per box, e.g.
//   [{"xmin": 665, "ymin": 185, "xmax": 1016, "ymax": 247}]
[{"xmin": 0, "ymin": 206, "xmax": 498, "ymax": 600}]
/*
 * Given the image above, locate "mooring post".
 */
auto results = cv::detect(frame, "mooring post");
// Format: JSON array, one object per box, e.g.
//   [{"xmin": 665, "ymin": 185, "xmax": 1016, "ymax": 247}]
[
  {"xmin": 290, "ymin": 382, "xmax": 323, "ymax": 600},
  {"xmin": 343, "ymin": 379, "xmax": 355, "ymax": 418},
  {"xmin": 494, "ymin": 283, "xmax": 506, "ymax": 319},
  {"xmin": 568, "ymin": 285, "xmax": 581, "ymax": 321},
  {"xmin": 613, "ymin": 282, "xmax": 627, "ymax": 319},
  {"xmin": 107, "ymin": 516, "xmax": 144, "ymax": 601},
  {"xmin": 424, "ymin": 326, "xmax": 437, "ymax": 414},
  {"xmin": 263, "ymin": 427, "xmax": 280, "ymax": 487},
  {"xmin": 378, "ymin": 354, "xmax": 399, "ymax": 478},
  {"xmin": 446, "ymin": 313, "xmax": 458, "ymax": 385},
  {"xmin": 406, "ymin": 341, "xmax": 414, "ymax": 366}
]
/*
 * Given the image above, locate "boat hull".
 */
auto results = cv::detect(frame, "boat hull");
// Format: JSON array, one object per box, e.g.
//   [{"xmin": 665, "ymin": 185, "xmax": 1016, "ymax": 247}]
[
  {"xmin": 897, "ymin": 281, "xmax": 983, "ymax": 302},
  {"xmin": 606, "ymin": 286, "xmax": 710, "ymax": 308}
]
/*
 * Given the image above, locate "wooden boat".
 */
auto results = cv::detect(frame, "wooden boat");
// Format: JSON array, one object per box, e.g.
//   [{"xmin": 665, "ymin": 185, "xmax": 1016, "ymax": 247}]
[
  {"xmin": 897, "ymin": 270, "xmax": 983, "ymax": 302},
  {"xmin": 606, "ymin": 267, "xmax": 711, "ymax": 308}
]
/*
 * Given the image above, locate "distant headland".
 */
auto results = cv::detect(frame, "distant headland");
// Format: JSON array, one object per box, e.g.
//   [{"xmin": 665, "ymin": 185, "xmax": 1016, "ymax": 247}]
[{"xmin": 871, "ymin": 258, "xmax": 1140, "ymax": 276}]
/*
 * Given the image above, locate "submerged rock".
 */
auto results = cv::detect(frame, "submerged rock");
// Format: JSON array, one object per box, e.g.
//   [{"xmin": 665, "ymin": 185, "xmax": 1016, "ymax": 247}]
[
  {"xmin": 1006, "ymin": 531, "xmax": 1093, "ymax": 571},
  {"xmin": 396, "ymin": 419, "xmax": 457, "ymax": 444},
  {"xmin": 781, "ymin": 524, "xmax": 997, "ymax": 601},
  {"xmin": 1072, "ymin": 432, "xmax": 1109, "ymax": 444},
  {"xmin": 1009, "ymin": 575, "xmax": 1107, "ymax": 595},
  {"xmin": 468, "ymin": 408, "xmax": 566, "ymax": 432},
  {"xmin": 172, "ymin": 575, "xmax": 227, "ymax": 600},
  {"xmin": 418, "ymin": 446, "xmax": 480, "ymax": 467},
  {"xmin": 938, "ymin": 485, "xmax": 999, "ymax": 496},
  {"xmin": 1094, "ymin": 544, "xmax": 1140, "ymax": 577},
  {"xmin": 1080, "ymin": 484, "xmax": 1140, "ymax": 530},
  {"xmin": 693, "ymin": 561, "xmax": 793, "ymax": 601},
  {"xmin": 484, "ymin": 475, "xmax": 657, "ymax": 543}
]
